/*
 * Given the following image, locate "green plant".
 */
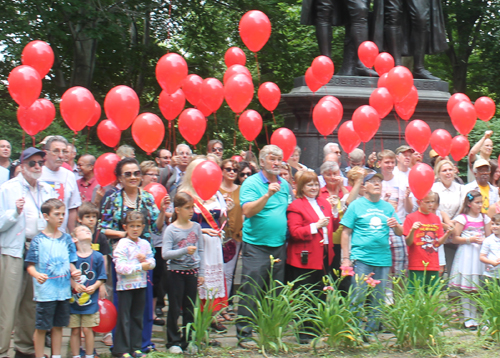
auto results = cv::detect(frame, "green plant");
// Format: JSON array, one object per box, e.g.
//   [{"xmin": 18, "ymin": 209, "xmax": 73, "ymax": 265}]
[
  {"xmin": 380, "ymin": 272, "xmax": 454, "ymax": 348},
  {"xmin": 474, "ymin": 276, "xmax": 500, "ymax": 342},
  {"xmin": 185, "ymin": 295, "xmax": 216, "ymax": 353},
  {"xmin": 309, "ymin": 275, "xmax": 366, "ymax": 350},
  {"xmin": 236, "ymin": 256, "xmax": 310, "ymax": 354}
]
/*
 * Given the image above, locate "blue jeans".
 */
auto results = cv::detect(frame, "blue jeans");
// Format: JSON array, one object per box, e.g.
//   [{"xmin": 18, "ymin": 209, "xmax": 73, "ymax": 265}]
[{"xmin": 351, "ymin": 260, "xmax": 390, "ymax": 332}]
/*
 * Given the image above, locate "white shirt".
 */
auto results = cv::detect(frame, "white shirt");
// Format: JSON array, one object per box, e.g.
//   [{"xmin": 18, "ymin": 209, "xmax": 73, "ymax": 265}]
[
  {"xmin": 432, "ymin": 181, "xmax": 464, "ymax": 219},
  {"xmin": 23, "ymin": 179, "xmax": 47, "ymax": 238},
  {"xmin": 40, "ymin": 166, "xmax": 82, "ymax": 232},
  {"xmin": 307, "ymin": 197, "xmax": 329, "ymax": 244},
  {"xmin": 481, "ymin": 233, "xmax": 500, "ymax": 277},
  {"xmin": 0, "ymin": 166, "xmax": 8, "ymax": 186}
]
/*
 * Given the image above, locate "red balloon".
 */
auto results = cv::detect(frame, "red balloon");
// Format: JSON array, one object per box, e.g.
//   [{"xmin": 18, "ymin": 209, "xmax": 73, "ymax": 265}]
[
  {"xmin": 369, "ymin": 87, "xmax": 393, "ymax": 119},
  {"xmin": 318, "ymin": 95, "xmax": 344, "ymax": 119},
  {"xmin": 132, "ymin": 113, "xmax": 165, "ymax": 155},
  {"xmin": 430, "ymin": 129, "xmax": 452, "ymax": 157},
  {"xmin": 224, "ymin": 74, "xmax": 254, "ymax": 113},
  {"xmin": 239, "ymin": 10, "xmax": 271, "ymax": 52},
  {"xmin": 475, "ymin": 96, "xmax": 496, "ymax": 122},
  {"xmin": 450, "ymin": 135, "xmax": 470, "ymax": 162},
  {"xmin": 405, "ymin": 119, "xmax": 431, "ymax": 153},
  {"xmin": 196, "ymin": 100, "xmax": 213, "ymax": 117},
  {"xmin": 374, "ymin": 52, "xmax": 395, "ymax": 76},
  {"xmin": 352, "ymin": 105, "xmax": 380, "ymax": 143},
  {"xmin": 94, "ymin": 153, "xmax": 121, "ymax": 187},
  {"xmin": 358, "ymin": 41, "xmax": 379, "ymax": 68},
  {"xmin": 447, "ymin": 93, "xmax": 470, "ymax": 117},
  {"xmin": 156, "ymin": 53, "xmax": 188, "ymax": 94},
  {"xmin": 232, "ymin": 155, "xmax": 243, "ymax": 162},
  {"xmin": 378, "ymin": 73, "xmax": 389, "ymax": 88},
  {"xmin": 182, "ymin": 74, "xmax": 203, "ymax": 106},
  {"xmin": 93, "ymin": 299, "xmax": 117, "ymax": 333},
  {"xmin": 305, "ymin": 67, "xmax": 322, "ymax": 93},
  {"xmin": 270, "ymin": 128, "xmax": 297, "ymax": 161},
  {"xmin": 192, "ymin": 160, "xmax": 223, "ymax": 200},
  {"xmin": 239, "ymin": 109, "xmax": 263, "ymax": 142},
  {"xmin": 8, "ymin": 65, "xmax": 42, "ymax": 108},
  {"xmin": 223, "ymin": 65, "xmax": 252, "ymax": 85},
  {"xmin": 60, "ymin": 86, "xmax": 96, "ymax": 133},
  {"xmin": 144, "ymin": 182, "xmax": 168, "ymax": 210},
  {"xmin": 201, "ymin": 78, "xmax": 224, "ymax": 112},
  {"xmin": 17, "ymin": 99, "xmax": 55, "ymax": 136},
  {"xmin": 338, "ymin": 121, "xmax": 361, "ymax": 154},
  {"xmin": 313, "ymin": 100, "xmax": 342, "ymax": 136},
  {"xmin": 104, "ymin": 85, "xmax": 140, "ymax": 131},
  {"xmin": 258, "ymin": 82, "xmax": 281, "ymax": 112},
  {"xmin": 395, "ymin": 103, "xmax": 416, "ymax": 121},
  {"xmin": 159, "ymin": 89, "xmax": 185, "ymax": 121},
  {"xmin": 395, "ymin": 85, "xmax": 418, "ymax": 120},
  {"xmin": 386, "ymin": 66, "xmax": 414, "ymax": 102},
  {"xmin": 409, "ymin": 163, "xmax": 434, "ymax": 200},
  {"xmin": 178, "ymin": 109, "xmax": 206, "ymax": 145},
  {"xmin": 87, "ymin": 101, "xmax": 101, "ymax": 127},
  {"xmin": 311, "ymin": 56, "xmax": 334, "ymax": 85},
  {"xmin": 225, "ymin": 47, "xmax": 246, "ymax": 67},
  {"xmin": 21, "ymin": 41, "xmax": 54, "ymax": 78},
  {"xmin": 97, "ymin": 120, "xmax": 121, "ymax": 148},
  {"xmin": 450, "ymin": 101, "xmax": 477, "ymax": 136}
]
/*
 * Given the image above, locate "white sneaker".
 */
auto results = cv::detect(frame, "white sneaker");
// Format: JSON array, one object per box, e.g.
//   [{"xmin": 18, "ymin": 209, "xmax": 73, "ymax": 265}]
[{"xmin": 168, "ymin": 346, "xmax": 183, "ymax": 354}]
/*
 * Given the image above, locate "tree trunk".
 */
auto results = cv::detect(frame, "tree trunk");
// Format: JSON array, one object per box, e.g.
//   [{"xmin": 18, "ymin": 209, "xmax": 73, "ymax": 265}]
[{"xmin": 69, "ymin": 20, "xmax": 98, "ymax": 89}]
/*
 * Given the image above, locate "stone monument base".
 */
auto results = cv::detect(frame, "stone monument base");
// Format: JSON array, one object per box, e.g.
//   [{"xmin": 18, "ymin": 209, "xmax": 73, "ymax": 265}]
[{"xmin": 279, "ymin": 75, "xmax": 452, "ymax": 170}]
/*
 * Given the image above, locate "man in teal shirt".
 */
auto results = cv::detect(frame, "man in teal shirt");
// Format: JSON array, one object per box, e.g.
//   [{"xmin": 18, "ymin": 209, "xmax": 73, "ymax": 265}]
[
  {"xmin": 340, "ymin": 171, "xmax": 403, "ymax": 333},
  {"xmin": 236, "ymin": 144, "xmax": 290, "ymax": 344}
]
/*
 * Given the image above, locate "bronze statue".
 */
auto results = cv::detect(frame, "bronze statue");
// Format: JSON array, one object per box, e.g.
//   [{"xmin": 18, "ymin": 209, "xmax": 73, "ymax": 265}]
[{"xmin": 301, "ymin": 0, "xmax": 448, "ymax": 79}]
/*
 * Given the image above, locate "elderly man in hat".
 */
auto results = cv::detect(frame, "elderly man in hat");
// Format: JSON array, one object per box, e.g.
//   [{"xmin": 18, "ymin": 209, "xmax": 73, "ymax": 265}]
[
  {"xmin": 464, "ymin": 159, "xmax": 499, "ymax": 214},
  {"xmin": 0, "ymin": 147, "xmax": 57, "ymax": 358}
]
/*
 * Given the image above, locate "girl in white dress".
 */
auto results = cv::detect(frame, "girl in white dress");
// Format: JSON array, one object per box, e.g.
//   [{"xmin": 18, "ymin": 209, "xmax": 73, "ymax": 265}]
[{"xmin": 450, "ymin": 190, "xmax": 491, "ymax": 330}]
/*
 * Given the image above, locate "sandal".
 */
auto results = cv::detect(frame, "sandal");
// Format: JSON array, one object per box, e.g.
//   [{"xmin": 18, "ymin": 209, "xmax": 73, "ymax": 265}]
[
  {"xmin": 221, "ymin": 312, "xmax": 233, "ymax": 321},
  {"xmin": 102, "ymin": 333, "xmax": 113, "ymax": 346}
]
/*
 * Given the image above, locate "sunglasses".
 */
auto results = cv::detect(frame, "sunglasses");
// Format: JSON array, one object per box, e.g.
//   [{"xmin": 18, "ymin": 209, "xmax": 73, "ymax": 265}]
[
  {"xmin": 27, "ymin": 160, "xmax": 45, "ymax": 168},
  {"xmin": 239, "ymin": 172, "xmax": 251, "ymax": 177},
  {"xmin": 224, "ymin": 167, "xmax": 237, "ymax": 173},
  {"xmin": 212, "ymin": 147, "xmax": 223, "ymax": 152},
  {"xmin": 144, "ymin": 173, "xmax": 159, "ymax": 177},
  {"xmin": 122, "ymin": 170, "xmax": 142, "ymax": 178}
]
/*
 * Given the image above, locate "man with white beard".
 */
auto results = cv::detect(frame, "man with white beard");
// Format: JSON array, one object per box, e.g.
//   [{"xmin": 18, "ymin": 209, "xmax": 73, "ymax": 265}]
[{"xmin": 0, "ymin": 147, "xmax": 56, "ymax": 358}]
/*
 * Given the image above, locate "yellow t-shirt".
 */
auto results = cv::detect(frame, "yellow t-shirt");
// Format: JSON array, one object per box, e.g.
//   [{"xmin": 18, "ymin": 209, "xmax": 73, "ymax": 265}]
[{"xmin": 478, "ymin": 184, "xmax": 490, "ymax": 214}]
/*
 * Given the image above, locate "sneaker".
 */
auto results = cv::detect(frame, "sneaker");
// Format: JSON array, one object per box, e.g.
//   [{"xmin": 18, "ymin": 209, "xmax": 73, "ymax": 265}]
[
  {"xmin": 168, "ymin": 346, "xmax": 183, "ymax": 354},
  {"xmin": 142, "ymin": 345, "xmax": 156, "ymax": 353},
  {"xmin": 155, "ymin": 307, "xmax": 164, "ymax": 317},
  {"xmin": 132, "ymin": 351, "xmax": 145, "ymax": 358},
  {"xmin": 238, "ymin": 339, "xmax": 257, "ymax": 349},
  {"xmin": 185, "ymin": 344, "xmax": 198, "ymax": 355},
  {"xmin": 120, "ymin": 354, "xmax": 132, "ymax": 358}
]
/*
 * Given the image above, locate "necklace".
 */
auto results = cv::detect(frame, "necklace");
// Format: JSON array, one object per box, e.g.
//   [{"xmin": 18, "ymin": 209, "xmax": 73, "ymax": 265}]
[{"xmin": 123, "ymin": 190, "xmax": 137, "ymax": 208}]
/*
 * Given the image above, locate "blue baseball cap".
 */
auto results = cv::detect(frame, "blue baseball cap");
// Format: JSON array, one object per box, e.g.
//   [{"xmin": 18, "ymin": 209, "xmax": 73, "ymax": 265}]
[{"xmin": 20, "ymin": 147, "xmax": 46, "ymax": 162}]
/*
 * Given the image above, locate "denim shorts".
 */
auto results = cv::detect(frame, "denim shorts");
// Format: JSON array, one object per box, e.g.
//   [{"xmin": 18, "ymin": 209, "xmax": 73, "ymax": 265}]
[{"xmin": 35, "ymin": 300, "xmax": 70, "ymax": 330}]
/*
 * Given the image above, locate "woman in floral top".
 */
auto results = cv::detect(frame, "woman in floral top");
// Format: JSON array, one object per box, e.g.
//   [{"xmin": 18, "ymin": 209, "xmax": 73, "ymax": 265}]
[{"xmin": 100, "ymin": 157, "xmax": 169, "ymax": 353}]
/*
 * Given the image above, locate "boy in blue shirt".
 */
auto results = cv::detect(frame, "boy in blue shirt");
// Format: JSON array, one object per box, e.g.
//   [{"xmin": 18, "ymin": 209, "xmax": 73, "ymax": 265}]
[
  {"xmin": 25, "ymin": 199, "xmax": 81, "ymax": 358},
  {"xmin": 69, "ymin": 225, "xmax": 107, "ymax": 358}
]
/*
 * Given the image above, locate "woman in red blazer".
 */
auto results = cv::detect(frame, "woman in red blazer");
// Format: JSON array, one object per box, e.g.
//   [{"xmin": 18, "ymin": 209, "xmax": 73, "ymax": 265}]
[{"xmin": 286, "ymin": 171, "xmax": 340, "ymax": 287}]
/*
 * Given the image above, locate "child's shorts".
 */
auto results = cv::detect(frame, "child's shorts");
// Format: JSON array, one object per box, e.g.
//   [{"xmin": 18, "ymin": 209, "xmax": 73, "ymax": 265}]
[
  {"xmin": 35, "ymin": 300, "xmax": 70, "ymax": 330},
  {"xmin": 68, "ymin": 312, "xmax": 100, "ymax": 328}
]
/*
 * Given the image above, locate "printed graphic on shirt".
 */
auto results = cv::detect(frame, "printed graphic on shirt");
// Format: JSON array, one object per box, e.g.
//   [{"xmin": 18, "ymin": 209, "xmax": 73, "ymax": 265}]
[
  {"xmin": 45, "ymin": 181, "xmax": 65, "ymax": 201},
  {"xmin": 70, "ymin": 261, "xmax": 95, "ymax": 307},
  {"xmin": 415, "ymin": 224, "xmax": 440, "ymax": 253},
  {"xmin": 177, "ymin": 230, "xmax": 198, "ymax": 248}
]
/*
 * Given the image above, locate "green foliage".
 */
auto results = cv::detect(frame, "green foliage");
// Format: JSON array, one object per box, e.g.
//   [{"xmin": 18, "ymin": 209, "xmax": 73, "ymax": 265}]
[
  {"xmin": 474, "ymin": 277, "xmax": 500, "ymax": 342},
  {"xmin": 184, "ymin": 295, "xmax": 215, "ymax": 353},
  {"xmin": 380, "ymin": 273, "xmax": 454, "ymax": 349}
]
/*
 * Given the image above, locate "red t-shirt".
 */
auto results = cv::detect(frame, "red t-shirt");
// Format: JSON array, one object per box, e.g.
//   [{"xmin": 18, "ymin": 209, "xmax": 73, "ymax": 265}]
[{"xmin": 403, "ymin": 211, "xmax": 444, "ymax": 271}]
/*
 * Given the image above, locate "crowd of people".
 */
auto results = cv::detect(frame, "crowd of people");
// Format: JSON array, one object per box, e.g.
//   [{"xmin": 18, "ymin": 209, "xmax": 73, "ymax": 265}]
[{"xmin": 0, "ymin": 130, "xmax": 500, "ymax": 356}]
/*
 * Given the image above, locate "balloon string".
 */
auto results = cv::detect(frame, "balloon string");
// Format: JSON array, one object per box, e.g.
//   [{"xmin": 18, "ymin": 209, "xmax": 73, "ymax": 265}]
[
  {"xmin": 271, "ymin": 111, "xmax": 276, "ymax": 125},
  {"xmin": 253, "ymin": 140, "xmax": 259, "ymax": 150},
  {"xmin": 306, "ymin": 101, "xmax": 313, "ymax": 135},
  {"xmin": 73, "ymin": 132, "xmax": 76, "ymax": 147},
  {"xmin": 22, "ymin": 132, "xmax": 25, "ymax": 152},
  {"xmin": 173, "ymin": 120, "xmax": 177, "ymax": 150},
  {"xmin": 166, "ymin": 121, "xmax": 171, "ymax": 151},
  {"xmin": 86, "ymin": 127, "xmax": 90, "ymax": 153},
  {"xmin": 395, "ymin": 113, "xmax": 401, "ymax": 144},
  {"xmin": 264, "ymin": 124, "xmax": 269, "ymax": 144},
  {"xmin": 381, "ymin": 137, "xmax": 384, "ymax": 151},
  {"xmin": 214, "ymin": 112, "xmax": 218, "ymax": 128},
  {"xmin": 32, "ymin": 136, "xmax": 36, "ymax": 147},
  {"xmin": 254, "ymin": 53, "xmax": 261, "ymax": 84},
  {"xmin": 363, "ymin": 142, "xmax": 365, "ymax": 152}
]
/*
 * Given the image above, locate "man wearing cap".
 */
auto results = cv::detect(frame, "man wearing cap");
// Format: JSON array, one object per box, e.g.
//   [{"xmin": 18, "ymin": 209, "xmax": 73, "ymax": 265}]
[
  {"xmin": 340, "ymin": 171, "xmax": 402, "ymax": 332},
  {"xmin": 0, "ymin": 147, "xmax": 57, "ymax": 358},
  {"xmin": 468, "ymin": 130, "xmax": 494, "ymax": 183},
  {"xmin": 463, "ymin": 159, "xmax": 499, "ymax": 214}
]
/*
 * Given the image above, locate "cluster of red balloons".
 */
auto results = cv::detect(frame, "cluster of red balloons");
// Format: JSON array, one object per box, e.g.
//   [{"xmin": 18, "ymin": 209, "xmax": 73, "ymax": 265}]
[
  {"xmin": 447, "ymin": 93, "xmax": 496, "ymax": 136},
  {"xmin": 305, "ymin": 56, "xmax": 334, "ymax": 92}
]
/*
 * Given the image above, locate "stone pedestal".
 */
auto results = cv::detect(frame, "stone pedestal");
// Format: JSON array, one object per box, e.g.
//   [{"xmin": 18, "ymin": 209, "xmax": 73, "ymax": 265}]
[{"xmin": 279, "ymin": 75, "xmax": 452, "ymax": 169}]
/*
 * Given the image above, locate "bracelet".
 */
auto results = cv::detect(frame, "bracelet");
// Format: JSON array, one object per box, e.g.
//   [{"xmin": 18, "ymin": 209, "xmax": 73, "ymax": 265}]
[
  {"xmin": 466, "ymin": 237, "xmax": 471, "ymax": 244},
  {"xmin": 342, "ymin": 257, "xmax": 350, "ymax": 260}
]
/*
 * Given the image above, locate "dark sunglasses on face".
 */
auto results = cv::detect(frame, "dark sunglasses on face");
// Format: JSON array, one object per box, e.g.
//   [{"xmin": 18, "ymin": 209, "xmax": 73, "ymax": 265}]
[
  {"xmin": 122, "ymin": 170, "xmax": 142, "ymax": 178},
  {"xmin": 28, "ymin": 160, "xmax": 44, "ymax": 168},
  {"xmin": 239, "ymin": 172, "xmax": 251, "ymax": 177},
  {"xmin": 224, "ymin": 167, "xmax": 237, "ymax": 173}
]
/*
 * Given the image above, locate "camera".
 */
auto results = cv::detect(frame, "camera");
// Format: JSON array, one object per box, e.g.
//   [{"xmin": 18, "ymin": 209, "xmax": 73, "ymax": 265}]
[{"xmin": 301, "ymin": 250, "xmax": 309, "ymax": 264}]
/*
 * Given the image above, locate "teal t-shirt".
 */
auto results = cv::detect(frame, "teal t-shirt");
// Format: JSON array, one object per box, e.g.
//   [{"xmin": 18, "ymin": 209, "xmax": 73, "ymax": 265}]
[
  {"xmin": 340, "ymin": 197, "xmax": 401, "ymax": 267},
  {"xmin": 240, "ymin": 172, "xmax": 291, "ymax": 247}
]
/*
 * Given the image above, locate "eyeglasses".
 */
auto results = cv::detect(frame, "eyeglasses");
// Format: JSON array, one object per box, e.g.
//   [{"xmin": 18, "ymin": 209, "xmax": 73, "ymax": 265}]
[
  {"xmin": 239, "ymin": 172, "xmax": 251, "ymax": 177},
  {"xmin": 122, "ymin": 170, "xmax": 142, "ymax": 178},
  {"xmin": 224, "ymin": 167, "xmax": 237, "ymax": 173},
  {"xmin": 48, "ymin": 149, "xmax": 69, "ymax": 156},
  {"xmin": 27, "ymin": 160, "xmax": 44, "ymax": 168},
  {"xmin": 144, "ymin": 173, "xmax": 159, "ymax": 177},
  {"xmin": 334, "ymin": 151, "xmax": 342, "ymax": 155},
  {"xmin": 159, "ymin": 156, "xmax": 171, "ymax": 160},
  {"xmin": 212, "ymin": 147, "xmax": 223, "ymax": 152}
]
